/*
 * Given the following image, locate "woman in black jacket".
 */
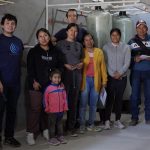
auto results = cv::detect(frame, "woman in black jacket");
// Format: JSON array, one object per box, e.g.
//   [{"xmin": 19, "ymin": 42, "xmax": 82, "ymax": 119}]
[{"xmin": 26, "ymin": 28, "xmax": 63, "ymax": 145}]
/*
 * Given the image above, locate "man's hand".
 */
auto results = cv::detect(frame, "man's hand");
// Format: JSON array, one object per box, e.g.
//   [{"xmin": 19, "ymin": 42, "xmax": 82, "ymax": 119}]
[
  {"xmin": 134, "ymin": 55, "xmax": 142, "ymax": 63},
  {"xmin": 33, "ymin": 80, "xmax": 41, "ymax": 91},
  {"xmin": 0, "ymin": 81, "xmax": 3, "ymax": 93},
  {"xmin": 102, "ymin": 84, "xmax": 107, "ymax": 89}
]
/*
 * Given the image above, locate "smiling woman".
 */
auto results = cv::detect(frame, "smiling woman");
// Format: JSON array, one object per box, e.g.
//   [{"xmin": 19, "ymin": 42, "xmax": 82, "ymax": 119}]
[
  {"xmin": 26, "ymin": 28, "xmax": 64, "ymax": 145},
  {"xmin": 56, "ymin": 23, "xmax": 84, "ymax": 137}
]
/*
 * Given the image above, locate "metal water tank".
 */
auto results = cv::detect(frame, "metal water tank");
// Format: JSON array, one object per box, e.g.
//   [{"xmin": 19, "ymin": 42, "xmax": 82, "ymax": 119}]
[
  {"xmin": 86, "ymin": 7, "xmax": 112, "ymax": 48},
  {"xmin": 113, "ymin": 11, "xmax": 133, "ymax": 43},
  {"xmin": 113, "ymin": 11, "xmax": 133, "ymax": 104}
]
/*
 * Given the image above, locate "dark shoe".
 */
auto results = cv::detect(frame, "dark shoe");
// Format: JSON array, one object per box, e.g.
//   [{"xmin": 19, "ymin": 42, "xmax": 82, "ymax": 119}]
[
  {"xmin": 68, "ymin": 130, "xmax": 78, "ymax": 137},
  {"xmin": 129, "ymin": 120, "xmax": 138, "ymax": 126},
  {"xmin": 49, "ymin": 138, "xmax": 60, "ymax": 146},
  {"xmin": 0, "ymin": 141, "xmax": 2, "ymax": 149},
  {"xmin": 4, "ymin": 137, "xmax": 21, "ymax": 147},
  {"xmin": 57, "ymin": 136, "xmax": 67, "ymax": 144}
]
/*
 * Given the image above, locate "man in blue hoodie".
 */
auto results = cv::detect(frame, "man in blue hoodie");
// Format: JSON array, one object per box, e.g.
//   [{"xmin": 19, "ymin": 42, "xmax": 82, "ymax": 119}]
[
  {"xmin": 0, "ymin": 14, "xmax": 23, "ymax": 148},
  {"xmin": 128, "ymin": 20, "xmax": 150, "ymax": 126}
]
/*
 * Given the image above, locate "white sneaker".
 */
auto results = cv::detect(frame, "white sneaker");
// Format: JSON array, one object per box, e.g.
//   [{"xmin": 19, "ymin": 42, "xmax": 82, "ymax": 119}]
[
  {"xmin": 27, "ymin": 132, "xmax": 35, "ymax": 145},
  {"xmin": 114, "ymin": 120, "xmax": 125, "ymax": 129},
  {"xmin": 86, "ymin": 125, "xmax": 102, "ymax": 132},
  {"xmin": 104, "ymin": 120, "xmax": 111, "ymax": 130},
  {"xmin": 43, "ymin": 129, "xmax": 49, "ymax": 140}
]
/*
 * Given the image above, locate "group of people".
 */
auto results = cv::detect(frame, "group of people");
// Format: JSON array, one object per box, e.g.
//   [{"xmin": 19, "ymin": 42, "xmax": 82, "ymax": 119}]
[{"xmin": 0, "ymin": 8, "xmax": 150, "ymax": 148}]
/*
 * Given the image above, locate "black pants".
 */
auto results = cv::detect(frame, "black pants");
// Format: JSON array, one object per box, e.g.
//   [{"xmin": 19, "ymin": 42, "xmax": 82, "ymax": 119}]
[
  {"xmin": 64, "ymin": 69, "xmax": 81, "ymax": 131},
  {"xmin": 105, "ymin": 76, "xmax": 127, "ymax": 121},
  {"xmin": 26, "ymin": 90, "xmax": 48, "ymax": 138},
  {"xmin": 0, "ymin": 85, "xmax": 20, "ymax": 138},
  {"xmin": 48, "ymin": 113, "xmax": 63, "ymax": 138},
  {"xmin": 99, "ymin": 109, "xmax": 106, "ymax": 123}
]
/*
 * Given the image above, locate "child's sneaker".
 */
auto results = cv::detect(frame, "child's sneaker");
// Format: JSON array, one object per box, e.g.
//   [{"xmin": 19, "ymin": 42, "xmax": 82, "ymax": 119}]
[
  {"xmin": 49, "ymin": 138, "xmax": 60, "ymax": 146},
  {"xmin": 104, "ymin": 120, "xmax": 111, "ymax": 130},
  {"xmin": 43, "ymin": 129, "xmax": 49, "ymax": 140},
  {"xmin": 57, "ymin": 136, "xmax": 67, "ymax": 144},
  {"xmin": 114, "ymin": 120, "xmax": 125, "ymax": 129},
  {"xmin": 26, "ymin": 133, "xmax": 35, "ymax": 146}
]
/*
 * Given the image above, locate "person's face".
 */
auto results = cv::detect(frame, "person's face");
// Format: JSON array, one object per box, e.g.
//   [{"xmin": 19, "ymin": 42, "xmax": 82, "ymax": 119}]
[
  {"xmin": 67, "ymin": 26, "xmax": 78, "ymax": 41},
  {"xmin": 84, "ymin": 35, "xmax": 94, "ymax": 49},
  {"xmin": 51, "ymin": 74, "xmax": 61, "ymax": 84},
  {"xmin": 2, "ymin": 19, "xmax": 16, "ymax": 34},
  {"xmin": 136, "ymin": 24, "xmax": 148, "ymax": 37},
  {"xmin": 38, "ymin": 31, "xmax": 50, "ymax": 46},
  {"xmin": 111, "ymin": 31, "xmax": 121, "ymax": 44},
  {"xmin": 67, "ymin": 11, "xmax": 77, "ymax": 23}
]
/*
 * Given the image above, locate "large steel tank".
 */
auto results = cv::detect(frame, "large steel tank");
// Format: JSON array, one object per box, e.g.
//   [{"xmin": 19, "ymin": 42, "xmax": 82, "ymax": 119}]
[
  {"xmin": 113, "ymin": 11, "xmax": 134, "ymax": 104},
  {"xmin": 86, "ymin": 7, "xmax": 112, "ymax": 48},
  {"xmin": 113, "ymin": 11, "xmax": 133, "ymax": 43}
]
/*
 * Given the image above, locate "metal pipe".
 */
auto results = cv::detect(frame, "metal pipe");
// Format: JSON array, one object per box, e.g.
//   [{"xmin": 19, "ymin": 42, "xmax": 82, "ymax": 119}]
[
  {"xmin": 47, "ymin": 1, "xmax": 140, "ymax": 7},
  {"xmin": 46, "ymin": 0, "xmax": 49, "ymax": 29}
]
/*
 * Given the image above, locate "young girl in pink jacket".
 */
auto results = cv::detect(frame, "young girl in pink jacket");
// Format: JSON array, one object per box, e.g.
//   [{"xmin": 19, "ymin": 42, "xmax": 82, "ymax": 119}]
[{"xmin": 43, "ymin": 70, "xmax": 68, "ymax": 146}]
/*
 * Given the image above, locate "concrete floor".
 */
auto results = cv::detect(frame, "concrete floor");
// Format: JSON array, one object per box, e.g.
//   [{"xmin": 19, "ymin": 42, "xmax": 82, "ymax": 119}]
[{"xmin": 2, "ymin": 112, "xmax": 150, "ymax": 150}]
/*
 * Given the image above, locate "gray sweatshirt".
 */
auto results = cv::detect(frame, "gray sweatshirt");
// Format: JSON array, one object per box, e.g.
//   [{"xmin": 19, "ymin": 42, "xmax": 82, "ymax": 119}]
[{"xmin": 103, "ymin": 42, "xmax": 131, "ymax": 77}]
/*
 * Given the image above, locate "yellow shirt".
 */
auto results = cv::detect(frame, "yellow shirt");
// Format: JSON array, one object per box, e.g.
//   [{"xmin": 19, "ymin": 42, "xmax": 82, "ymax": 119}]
[{"xmin": 81, "ymin": 47, "xmax": 107, "ymax": 92}]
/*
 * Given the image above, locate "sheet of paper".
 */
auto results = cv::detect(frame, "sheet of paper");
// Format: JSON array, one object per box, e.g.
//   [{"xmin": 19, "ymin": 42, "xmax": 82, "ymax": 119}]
[
  {"xmin": 100, "ymin": 88, "xmax": 107, "ymax": 106},
  {"xmin": 139, "ymin": 55, "xmax": 150, "ymax": 60}
]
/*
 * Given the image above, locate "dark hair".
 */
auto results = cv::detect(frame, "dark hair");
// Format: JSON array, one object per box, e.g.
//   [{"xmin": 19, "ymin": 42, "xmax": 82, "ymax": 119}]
[
  {"xmin": 110, "ymin": 28, "xmax": 121, "ymax": 37},
  {"xmin": 66, "ymin": 9, "xmax": 78, "ymax": 18},
  {"xmin": 82, "ymin": 33, "xmax": 95, "ymax": 48},
  {"xmin": 66, "ymin": 23, "xmax": 79, "ymax": 32},
  {"xmin": 50, "ymin": 69, "xmax": 62, "ymax": 78},
  {"xmin": 1, "ymin": 13, "xmax": 17, "ymax": 25},
  {"xmin": 83, "ymin": 33, "xmax": 94, "ymax": 41},
  {"xmin": 36, "ymin": 28, "xmax": 51, "ymax": 39}
]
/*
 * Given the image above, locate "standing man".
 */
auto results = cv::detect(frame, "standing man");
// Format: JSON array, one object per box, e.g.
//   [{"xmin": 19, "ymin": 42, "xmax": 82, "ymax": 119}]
[
  {"xmin": 53, "ymin": 9, "xmax": 87, "ymax": 43},
  {"xmin": 128, "ymin": 20, "xmax": 150, "ymax": 126},
  {"xmin": 0, "ymin": 14, "xmax": 23, "ymax": 148}
]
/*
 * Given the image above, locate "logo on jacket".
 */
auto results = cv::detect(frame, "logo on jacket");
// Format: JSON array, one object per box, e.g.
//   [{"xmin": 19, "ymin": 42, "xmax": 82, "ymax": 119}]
[{"xmin": 10, "ymin": 43, "xmax": 20, "ymax": 55}]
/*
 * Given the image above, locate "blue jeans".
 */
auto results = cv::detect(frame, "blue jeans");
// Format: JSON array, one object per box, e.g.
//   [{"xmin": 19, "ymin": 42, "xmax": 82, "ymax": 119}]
[
  {"xmin": 80, "ymin": 77, "xmax": 98, "ymax": 126},
  {"xmin": 130, "ymin": 70, "xmax": 150, "ymax": 121}
]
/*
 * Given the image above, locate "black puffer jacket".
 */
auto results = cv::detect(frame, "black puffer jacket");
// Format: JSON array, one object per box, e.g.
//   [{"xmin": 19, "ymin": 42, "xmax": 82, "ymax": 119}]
[{"xmin": 27, "ymin": 43, "xmax": 64, "ymax": 91}]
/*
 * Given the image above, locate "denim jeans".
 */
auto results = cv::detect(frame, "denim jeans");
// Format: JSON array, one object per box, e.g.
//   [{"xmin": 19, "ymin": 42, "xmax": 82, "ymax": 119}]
[
  {"xmin": 80, "ymin": 77, "xmax": 99, "ymax": 126},
  {"xmin": 130, "ymin": 70, "xmax": 150, "ymax": 121}
]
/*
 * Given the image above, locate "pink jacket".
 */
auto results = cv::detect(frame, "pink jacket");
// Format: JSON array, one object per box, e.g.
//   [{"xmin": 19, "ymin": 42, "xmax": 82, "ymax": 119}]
[{"xmin": 43, "ymin": 83, "xmax": 68, "ymax": 113}]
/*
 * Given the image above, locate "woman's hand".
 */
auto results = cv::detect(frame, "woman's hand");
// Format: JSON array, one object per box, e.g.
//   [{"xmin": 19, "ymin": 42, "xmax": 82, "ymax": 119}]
[
  {"xmin": 76, "ymin": 62, "xmax": 83, "ymax": 70},
  {"xmin": 64, "ymin": 64, "xmax": 76, "ymax": 70},
  {"xmin": 33, "ymin": 80, "xmax": 41, "ymax": 91},
  {"xmin": 113, "ymin": 71, "xmax": 122, "ymax": 80}
]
